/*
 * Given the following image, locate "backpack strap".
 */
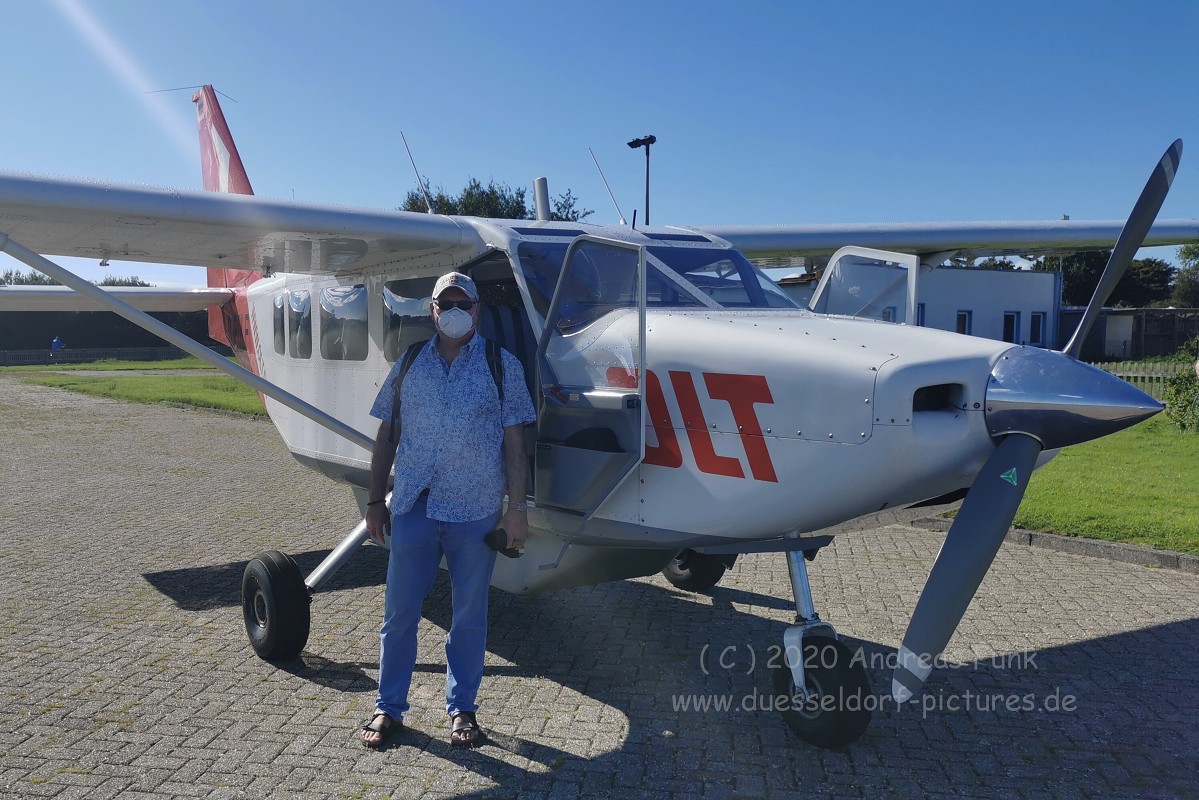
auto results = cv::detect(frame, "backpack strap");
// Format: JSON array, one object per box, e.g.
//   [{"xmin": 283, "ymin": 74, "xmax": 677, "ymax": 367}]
[
  {"xmin": 486, "ymin": 338, "xmax": 505, "ymax": 404},
  {"xmin": 387, "ymin": 339, "xmax": 429, "ymax": 445}
]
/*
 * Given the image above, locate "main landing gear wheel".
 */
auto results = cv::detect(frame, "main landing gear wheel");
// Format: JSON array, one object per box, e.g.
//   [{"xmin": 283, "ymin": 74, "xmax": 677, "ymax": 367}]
[
  {"xmin": 242, "ymin": 550, "xmax": 310, "ymax": 661},
  {"xmin": 772, "ymin": 636, "xmax": 872, "ymax": 750},
  {"xmin": 661, "ymin": 549, "xmax": 731, "ymax": 592}
]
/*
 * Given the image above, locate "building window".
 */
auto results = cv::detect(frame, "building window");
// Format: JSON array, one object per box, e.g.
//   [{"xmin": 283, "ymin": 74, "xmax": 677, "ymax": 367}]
[
  {"xmin": 319, "ymin": 285, "xmax": 369, "ymax": 361},
  {"xmin": 1003, "ymin": 311, "xmax": 1020, "ymax": 343},
  {"xmin": 288, "ymin": 290, "xmax": 312, "ymax": 359},
  {"xmin": 881, "ymin": 306, "xmax": 898, "ymax": 323},
  {"xmin": 1030, "ymin": 312, "xmax": 1046, "ymax": 347},
  {"xmin": 916, "ymin": 303, "xmax": 926, "ymax": 327},
  {"xmin": 956, "ymin": 310, "xmax": 972, "ymax": 335}
]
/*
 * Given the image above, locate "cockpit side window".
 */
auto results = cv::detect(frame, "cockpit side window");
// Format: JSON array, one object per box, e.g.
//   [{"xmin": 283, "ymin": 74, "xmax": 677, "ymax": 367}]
[
  {"xmin": 517, "ymin": 241, "xmax": 707, "ymax": 318},
  {"xmin": 647, "ymin": 246, "xmax": 798, "ymax": 309},
  {"xmin": 517, "ymin": 240, "xmax": 797, "ymax": 315}
]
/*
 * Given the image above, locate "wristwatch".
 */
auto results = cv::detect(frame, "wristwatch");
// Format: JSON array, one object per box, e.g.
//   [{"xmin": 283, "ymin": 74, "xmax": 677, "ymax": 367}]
[{"xmin": 509, "ymin": 500, "xmax": 528, "ymax": 512}]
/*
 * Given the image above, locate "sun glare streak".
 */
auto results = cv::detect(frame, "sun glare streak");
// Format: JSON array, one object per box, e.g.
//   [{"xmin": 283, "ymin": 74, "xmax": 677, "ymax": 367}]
[{"xmin": 51, "ymin": 0, "xmax": 195, "ymax": 169}]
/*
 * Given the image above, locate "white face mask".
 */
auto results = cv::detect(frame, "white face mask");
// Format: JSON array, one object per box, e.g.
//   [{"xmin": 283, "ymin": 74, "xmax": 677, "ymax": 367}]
[{"xmin": 436, "ymin": 307, "xmax": 474, "ymax": 339}]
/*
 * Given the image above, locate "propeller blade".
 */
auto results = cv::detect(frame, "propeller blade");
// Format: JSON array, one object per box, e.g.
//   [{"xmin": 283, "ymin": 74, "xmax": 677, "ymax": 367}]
[
  {"xmin": 892, "ymin": 433, "xmax": 1042, "ymax": 702},
  {"xmin": 1063, "ymin": 139, "xmax": 1183, "ymax": 359}
]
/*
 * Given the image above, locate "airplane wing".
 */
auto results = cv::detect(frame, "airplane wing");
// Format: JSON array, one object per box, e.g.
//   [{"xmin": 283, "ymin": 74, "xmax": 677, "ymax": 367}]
[
  {"xmin": 0, "ymin": 171, "xmax": 483, "ymax": 276},
  {"xmin": 3, "ymin": 170, "xmax": 1196, "ymax": 275},
  {"xmin": 0, "ymin": 285, "xmax": 233, "ymax": 312},
  {"xmin": 697, "ymin": 219, "xmax": 1199, "ymax": 260}
]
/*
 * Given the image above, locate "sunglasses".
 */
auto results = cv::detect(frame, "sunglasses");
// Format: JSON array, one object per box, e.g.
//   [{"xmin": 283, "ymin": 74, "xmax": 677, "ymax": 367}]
[{"xmin": 434, "ymin": 299, "xmax": 477, "ymax": 311}]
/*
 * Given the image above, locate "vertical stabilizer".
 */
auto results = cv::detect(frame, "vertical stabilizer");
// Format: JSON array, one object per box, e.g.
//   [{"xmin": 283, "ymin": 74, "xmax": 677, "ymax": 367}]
[
  {"xmin": 192, "ymin": 85, "xmax": 258, "ymax": 358},
  {"xmin": 193, "ymin": 85, "xmax": 254, "ymax": 195}
]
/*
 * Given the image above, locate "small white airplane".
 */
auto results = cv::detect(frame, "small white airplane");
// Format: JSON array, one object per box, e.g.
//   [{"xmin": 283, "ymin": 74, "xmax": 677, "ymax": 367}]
[{"xmin": 0, "ymin": 86, "xmax": 1193, "ymax": 749}]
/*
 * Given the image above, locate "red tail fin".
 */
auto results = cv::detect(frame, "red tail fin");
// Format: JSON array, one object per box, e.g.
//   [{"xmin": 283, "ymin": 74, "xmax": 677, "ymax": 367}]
[
  {"xmin": 194, "ymin": 85, "xmax": 254, "ymax": 195},
  {"xmin": 193, "ymin": 85, "xmax": 259, "ymax": 357}
]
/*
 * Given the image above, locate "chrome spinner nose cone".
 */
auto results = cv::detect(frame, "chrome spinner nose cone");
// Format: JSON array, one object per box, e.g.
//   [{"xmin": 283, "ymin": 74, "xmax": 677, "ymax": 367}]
[{"xmin": 985, "ymin": 347, "xmax": 1163, "ymax": 450}]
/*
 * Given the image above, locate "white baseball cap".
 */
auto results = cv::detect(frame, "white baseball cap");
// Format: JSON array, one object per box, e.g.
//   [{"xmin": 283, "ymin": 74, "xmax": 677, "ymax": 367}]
[{"xmin": 432, "ymin": 271, "xmax": 479, "ymax": 301}]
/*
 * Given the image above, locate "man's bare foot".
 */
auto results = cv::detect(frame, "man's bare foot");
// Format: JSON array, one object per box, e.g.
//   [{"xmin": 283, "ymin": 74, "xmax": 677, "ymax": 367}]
[{"xmin": 359, "ymin": 712, "xmax": 398, "ymax": 749}]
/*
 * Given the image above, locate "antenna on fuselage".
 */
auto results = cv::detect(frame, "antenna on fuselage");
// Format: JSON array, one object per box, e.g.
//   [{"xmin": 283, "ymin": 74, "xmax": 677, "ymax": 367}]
[
  {"xmin": 589, "ymin": 147, "xmax": 627, "ymax": 225},
  {"xmin": 401, "ymin": 131, "xmax": 435, "ymax": 214}
]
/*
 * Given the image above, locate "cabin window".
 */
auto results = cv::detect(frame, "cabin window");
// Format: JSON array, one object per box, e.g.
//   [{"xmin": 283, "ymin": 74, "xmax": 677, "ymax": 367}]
[
  {"xmin": 382, "ymin": 276, "xmax": 438, "ymax": 362},
  {"xmin": 273, "ymin": 295, "xmax": 286, "ymax": 355},
  {"xmin": 288, "ymin": 290, "xmax": 312, "ymax": 359},
  {"xmin": 319, "ymin": 285, "xmax": 368, "ymax": 361}
]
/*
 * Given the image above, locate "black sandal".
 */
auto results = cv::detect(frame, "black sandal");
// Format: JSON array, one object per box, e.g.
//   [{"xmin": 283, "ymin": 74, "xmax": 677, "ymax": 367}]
[
  {"xmin": 449, "ymin": 711, "xmax": 482, "ymax": 748},
  {"xmin": 359, "ymin": 712, "xmax": 400, "ymax": 749}
]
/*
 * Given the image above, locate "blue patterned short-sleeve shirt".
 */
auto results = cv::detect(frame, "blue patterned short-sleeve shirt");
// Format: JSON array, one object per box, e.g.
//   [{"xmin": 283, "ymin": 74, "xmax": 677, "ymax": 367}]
[{"xmin": 369, "ymin": 334, "xmax": 536, "ymax": 522}]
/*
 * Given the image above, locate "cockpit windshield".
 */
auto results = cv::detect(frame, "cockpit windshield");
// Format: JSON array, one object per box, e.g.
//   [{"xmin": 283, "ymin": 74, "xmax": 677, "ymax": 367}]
[
  {"xmin": 647, "ymin": 246, "xmax": 798, "ymax": 309},
  {"xmin": 517, "ymin": 241, "xmax": 798, "ymax": 318}
]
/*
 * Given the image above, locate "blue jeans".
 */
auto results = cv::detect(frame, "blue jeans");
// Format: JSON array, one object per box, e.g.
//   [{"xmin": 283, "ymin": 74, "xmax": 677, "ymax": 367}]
[{"xmin": 376, "ymin": 495, "xmax": 499, "ymax": 721}]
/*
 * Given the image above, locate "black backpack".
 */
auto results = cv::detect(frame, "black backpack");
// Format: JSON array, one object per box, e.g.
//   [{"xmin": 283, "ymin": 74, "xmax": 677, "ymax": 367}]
[{"xmin": 387, "ymin": 337, "xmax": 505, "ymax": 445}]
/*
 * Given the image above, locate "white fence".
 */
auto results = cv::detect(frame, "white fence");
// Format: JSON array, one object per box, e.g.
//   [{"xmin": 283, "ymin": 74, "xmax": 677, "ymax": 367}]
[{"xmin": 1091, "ymin": 360, "xmax": 1190, "ymax": 400}]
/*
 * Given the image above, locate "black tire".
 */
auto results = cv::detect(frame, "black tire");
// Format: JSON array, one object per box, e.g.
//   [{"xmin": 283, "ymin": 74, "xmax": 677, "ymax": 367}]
[
  {"xmin": 661, "ymin": 549, "xmax": 727, "ymax": 592},
  {"xmin": 242, "ymin": 550, "xmax": 311, "ymax": 661},
  {"xmin": 772, "ymin": 636, "xmax": 872, "ymax": 749}
]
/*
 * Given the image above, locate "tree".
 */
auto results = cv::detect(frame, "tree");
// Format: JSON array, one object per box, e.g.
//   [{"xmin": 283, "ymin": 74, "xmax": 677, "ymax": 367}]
[
  {"xmin": 402, "ymin": 177, "xmax": 531, "ymax": 218},
  {"xmin": 401, "ymin": 177, "xmax": 592, "ymax": 221},
  {"xmin": 2, "ymin": 268, "xmax": 58, "ymax": 285},
  {"xmin": 973, "ymin": 257, "xmax": 1017, "ymax": 270},
  {"xmin": 1173, "ymin": 264, "xmax": 1199, "ymax": 307},
  {"xmin": 0, "ymin": 269, "xmax": 153, "ymax": 287},
  {"xmin": 1031, "ymin": 251, "xmax": 1174, "ymax": 307},
  {"xmin": 98, "ymin": 276, "xmax": 153, "ymax": 287},
  {"xmin": 550, "ymin": 188, "xmax": 593, "ymax": 222},
  {"xmin": 1175, "ymin": 243, "xmax": 1199, "ymax": 308},
  {"xmin": 1118, "ymin": 257, "xmax": 1174, "ymax": 307},
  {"xmin": 1031, "ymin": 251, "xmax": 1110, "ymax": 305}
]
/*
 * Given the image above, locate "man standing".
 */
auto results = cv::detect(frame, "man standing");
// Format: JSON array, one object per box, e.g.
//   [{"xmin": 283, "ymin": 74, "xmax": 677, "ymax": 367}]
[{"xmin": 360, "ymin": 271, "xmax": 535, "ymax": 749}]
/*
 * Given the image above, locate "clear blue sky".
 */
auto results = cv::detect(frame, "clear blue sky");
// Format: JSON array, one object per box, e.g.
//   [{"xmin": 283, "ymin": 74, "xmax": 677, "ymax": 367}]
[{"xmin": 2, "ymin": 0, "xmax": 1196, "ymax": 286}]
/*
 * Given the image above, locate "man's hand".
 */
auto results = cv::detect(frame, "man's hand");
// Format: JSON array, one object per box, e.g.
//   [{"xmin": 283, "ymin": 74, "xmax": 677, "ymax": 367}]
[
  {"xmin": 366, "ymin": 503, "xmax": 389, "ymax": 546},
  {"xmin": 502, "ymin": 509, "xmax": 528, "ymax": 550}
]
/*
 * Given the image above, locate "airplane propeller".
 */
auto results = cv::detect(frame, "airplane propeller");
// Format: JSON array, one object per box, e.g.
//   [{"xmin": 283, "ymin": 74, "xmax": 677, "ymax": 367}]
[
  {"xmin": 892, "ymin": 139, "xmax": 1183, "ymax": 703},
  {"xmin": 1063, "ymin": 139, "xmax": 1183, "ymax": 359}
]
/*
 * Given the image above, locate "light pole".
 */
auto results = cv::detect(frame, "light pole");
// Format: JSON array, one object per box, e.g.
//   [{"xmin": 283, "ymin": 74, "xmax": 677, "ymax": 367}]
[{"xmin": 627, "ymin": 134, "xmax": 656, "ymax": 226}]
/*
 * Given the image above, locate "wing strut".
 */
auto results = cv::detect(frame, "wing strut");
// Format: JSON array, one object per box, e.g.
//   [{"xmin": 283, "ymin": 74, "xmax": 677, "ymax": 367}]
[{"xmin": 0, "ymin": 230, "xmax": 374, "ymax": 453}]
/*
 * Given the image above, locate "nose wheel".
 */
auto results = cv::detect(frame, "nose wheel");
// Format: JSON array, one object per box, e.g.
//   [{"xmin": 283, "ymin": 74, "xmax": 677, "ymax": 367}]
[
  {"xmin": 773, "ymin": 635, "xmax": 872, "ymax": 749},
  {"xmin": 770, "ymin": 547, "xmax": 872, "ymax": 749}
]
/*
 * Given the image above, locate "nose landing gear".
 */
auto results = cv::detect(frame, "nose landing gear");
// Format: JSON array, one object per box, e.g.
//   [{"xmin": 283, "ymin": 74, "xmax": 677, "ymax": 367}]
[{"xmin": 771, "ymin": 547, "xmax": 872, "ymax": 749}]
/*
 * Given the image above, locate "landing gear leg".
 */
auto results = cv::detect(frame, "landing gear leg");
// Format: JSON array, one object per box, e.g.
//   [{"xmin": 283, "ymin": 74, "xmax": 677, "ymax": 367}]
[{"xmin": 771, "ymin": 548, "xmax": 872, "ymax": 749}]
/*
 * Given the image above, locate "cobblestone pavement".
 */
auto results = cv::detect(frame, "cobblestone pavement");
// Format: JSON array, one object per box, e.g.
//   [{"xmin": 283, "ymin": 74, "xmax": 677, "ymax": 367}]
[{"xmin": 2, "ymin": 377, "xmax": 1197, "ymax": 799}]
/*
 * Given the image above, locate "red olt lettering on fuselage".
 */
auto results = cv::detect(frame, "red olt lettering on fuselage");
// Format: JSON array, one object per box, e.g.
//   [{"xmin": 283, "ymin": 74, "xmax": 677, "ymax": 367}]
[{"xmin": 606, "ymin": 368, "xmax": 778, "ymax": 482}]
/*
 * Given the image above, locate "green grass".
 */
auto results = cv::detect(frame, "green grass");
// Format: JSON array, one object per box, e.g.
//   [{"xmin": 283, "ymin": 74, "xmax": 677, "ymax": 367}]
[
  {"xmin": 22, "ymin": 373, "xmax": 266, "ymax": 416},
  {"xmin": 1015, "ymin": 414, "xmax": 1199, "ymax": 555},
  {"xmin": 0, "ymin": 356, "xmax": 212, "ymax": 372}
]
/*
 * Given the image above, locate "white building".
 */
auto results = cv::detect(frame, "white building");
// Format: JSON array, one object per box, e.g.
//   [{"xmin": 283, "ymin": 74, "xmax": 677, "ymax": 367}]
[{"xmin": 772, "ymin": 257, "xmax": 1061, "ymax": 348}]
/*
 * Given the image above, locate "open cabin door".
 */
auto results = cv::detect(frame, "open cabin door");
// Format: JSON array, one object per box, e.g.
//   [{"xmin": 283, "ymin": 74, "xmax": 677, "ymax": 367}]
[{"xmin": 534, "ymin": 236, "xmax": 646, "ymax": 517}]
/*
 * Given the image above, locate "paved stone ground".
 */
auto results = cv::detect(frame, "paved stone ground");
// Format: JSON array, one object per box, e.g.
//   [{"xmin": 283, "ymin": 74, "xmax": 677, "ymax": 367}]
[{"xmin": 1, "ymin": 377, "xmax": 1197, "ymax": 800}]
